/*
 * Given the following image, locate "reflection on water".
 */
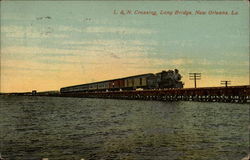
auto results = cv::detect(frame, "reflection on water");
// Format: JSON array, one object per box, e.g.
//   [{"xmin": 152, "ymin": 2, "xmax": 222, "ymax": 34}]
[{"xmin": 0, "ymin": 96, "xmax": 249, "ymax": 160}]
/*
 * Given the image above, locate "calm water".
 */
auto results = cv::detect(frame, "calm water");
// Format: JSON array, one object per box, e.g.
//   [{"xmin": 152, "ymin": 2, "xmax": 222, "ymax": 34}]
[{"xmin": 0, "ymin": 96, "xmax": 249, "ymax": 160}]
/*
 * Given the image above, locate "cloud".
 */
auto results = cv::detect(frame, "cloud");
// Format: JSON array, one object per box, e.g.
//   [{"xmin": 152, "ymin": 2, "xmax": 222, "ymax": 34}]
[
  {"xmin": 2, "ymin": 25, "xmax": 68, "ymax": 38},
  {"xmin": 1, "ymin": 14, "xmax": 34, "ymax": 21},
  {"xmin": 1, "ymin": 44, "xmax": 150, "ymax": 60},
  {"xmin": 57, "ymin": 26, "xmax": 82, "ymax": 32},
  {"xmin": 1, "ymin": 44, "xmax": 150, "ymax": 68},
  {"xmin": 62, "ymin": 40, "xmax": 156, "ymax": 59},
  {"xmin": 170, "ymin": 58, "xmax": 193, "ymax": 65},
  {"xmin": 2, "ymin": 46, "xmax": 78, "ymax": 55},
  {"xmin": 5, "ymin": 32, "xmax": 67, "ymax": 38},
  {"xmin": 63, "ymin": 40, "xmax": 122, "ymax": 45},
  {"xmin": 85, "ymin": 26, "xmax": 156, "ymax": 35},
  {"xmin": 2, "ymin": 65, "xmax": 59, "ymax": 72},
  {"xmin": 1, "ymin": 46, "xmax": 83, "ymax": 65},
  {"xmin": 63, "ymin": 39, "xmax": 157, "ymax": 46},
  {"xmin": 1, "ymin": 59, "xmax": 63, "ymax": 76}
]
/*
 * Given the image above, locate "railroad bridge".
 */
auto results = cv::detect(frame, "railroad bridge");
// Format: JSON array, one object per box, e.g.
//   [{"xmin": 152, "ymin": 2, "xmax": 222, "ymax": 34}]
[{"xmin": 59, "ymin": 85, "xmax": 250, "ymax": 104}]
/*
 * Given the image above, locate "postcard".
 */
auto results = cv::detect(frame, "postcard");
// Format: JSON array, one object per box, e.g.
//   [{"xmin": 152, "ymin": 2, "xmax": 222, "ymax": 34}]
[{"xmin": 0, "ymin": 1, "xmax": 249, "ymax": 160}]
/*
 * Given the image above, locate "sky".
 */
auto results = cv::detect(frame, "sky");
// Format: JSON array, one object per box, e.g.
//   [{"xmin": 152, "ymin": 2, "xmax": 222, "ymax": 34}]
[{"xmin": 1, "ymin": 1, "xmax": 249, "ymax": 92}]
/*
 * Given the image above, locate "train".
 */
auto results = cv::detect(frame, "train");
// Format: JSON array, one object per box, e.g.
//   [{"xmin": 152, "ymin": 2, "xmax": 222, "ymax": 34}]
[{"xmin": 60, "ymin": 69, "xmax": 184, "ymax": 94}]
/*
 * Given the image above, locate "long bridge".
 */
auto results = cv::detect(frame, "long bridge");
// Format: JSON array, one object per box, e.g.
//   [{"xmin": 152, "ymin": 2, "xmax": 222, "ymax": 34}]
[
  {"xmin": 4, "ymin": 85, "xmax": 249, "ymax": 104},
  {"xmin": 58, "ymin": 85, "xmax": 250, "ymax": 104}
]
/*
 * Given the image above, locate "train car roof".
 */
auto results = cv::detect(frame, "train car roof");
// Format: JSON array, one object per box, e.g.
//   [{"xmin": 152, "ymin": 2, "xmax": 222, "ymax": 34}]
[
  {"xmin": 60, "ymin": 73, "xmax": 154, "ymax": 89},
  {"xmin": 123, "ymin": 73, "xmax": 154, "ymax": 79}
]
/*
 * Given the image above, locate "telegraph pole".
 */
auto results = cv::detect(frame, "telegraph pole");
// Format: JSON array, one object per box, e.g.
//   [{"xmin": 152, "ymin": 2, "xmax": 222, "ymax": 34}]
[
  {"xmin": 189, "ymin": 73, "xmax": 201, "ymax": 88},
  {"xmin": 221, "ymin": 80, "xmax": 231, "ymax": 87}
]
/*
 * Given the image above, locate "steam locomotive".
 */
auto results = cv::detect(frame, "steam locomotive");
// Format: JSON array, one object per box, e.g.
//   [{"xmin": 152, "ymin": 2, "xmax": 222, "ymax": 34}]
[{"xmin": 60, "ymin": 69, "xmax": 184, "ymax": 93}]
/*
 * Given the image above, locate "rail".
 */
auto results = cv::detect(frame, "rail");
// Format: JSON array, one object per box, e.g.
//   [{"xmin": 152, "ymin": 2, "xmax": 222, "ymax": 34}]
[{"xmin": 59, "ymin": 85, "xmax": 250, "ymax": 104}]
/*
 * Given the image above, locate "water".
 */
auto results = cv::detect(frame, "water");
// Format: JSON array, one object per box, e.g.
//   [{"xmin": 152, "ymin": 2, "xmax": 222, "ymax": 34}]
[{"xmin": 0, "ymin": 96, "xmax": 249, "ymax": 160}]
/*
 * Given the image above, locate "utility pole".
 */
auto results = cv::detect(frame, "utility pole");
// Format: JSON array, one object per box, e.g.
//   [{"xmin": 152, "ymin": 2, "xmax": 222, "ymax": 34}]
[
  {"xmin": 189, "ymin": 73, "xmax": 201, "ymax": 88},
  {"xmin": 221, "ymin": 80, "xmax": 231, "ymax": 87}
]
